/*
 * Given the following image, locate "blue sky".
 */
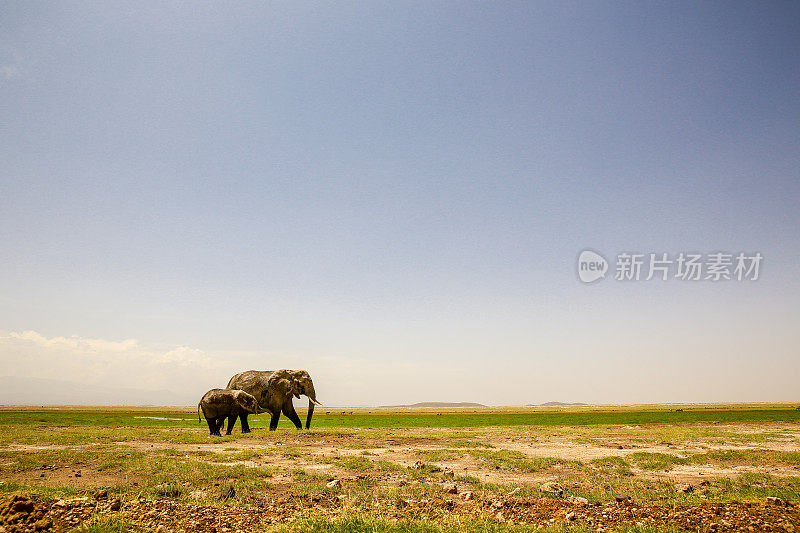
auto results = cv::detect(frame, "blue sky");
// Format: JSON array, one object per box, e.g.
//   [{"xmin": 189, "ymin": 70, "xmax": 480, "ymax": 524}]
[{"xmin": 1, "ymin": 2, "xmax": 798, "ymax": 405}]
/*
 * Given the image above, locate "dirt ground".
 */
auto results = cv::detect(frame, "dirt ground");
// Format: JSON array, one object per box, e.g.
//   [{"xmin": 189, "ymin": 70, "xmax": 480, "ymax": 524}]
[
  {"xmin": 9, "ymin": 424, "xmax": 793, "ymax": 488},
  {"xmin": 2, "ymin": 423, "xmax": 800, "ymax": 531}
]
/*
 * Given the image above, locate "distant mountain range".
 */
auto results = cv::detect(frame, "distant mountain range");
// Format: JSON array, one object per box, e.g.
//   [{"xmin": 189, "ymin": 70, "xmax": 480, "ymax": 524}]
[
  {"xmin": 379, "ymin": 402, "xmax": 486, "ymax": 408},
  {"xmin": 531, "ymin": 401, "xmax": 588, "ymax": 406}
]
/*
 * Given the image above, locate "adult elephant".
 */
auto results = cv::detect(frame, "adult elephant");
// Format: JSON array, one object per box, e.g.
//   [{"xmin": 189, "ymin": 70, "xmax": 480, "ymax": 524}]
[{"xmin": 226, "ymin": 369, "xmax": 321, "ymax": 432}]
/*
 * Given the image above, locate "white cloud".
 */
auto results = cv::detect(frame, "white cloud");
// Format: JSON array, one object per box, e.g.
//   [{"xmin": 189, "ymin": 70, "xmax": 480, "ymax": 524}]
[
  {"xmin": 158, "ymin": 346, "xmax": 213, "ymax": 367},
  {"xmin": 5, "ymin": 330, "xmax": 138, "ymax": 352},
  {"xmin": 0, "ymin": 330, "xmax": 233, "ymax": 405}
]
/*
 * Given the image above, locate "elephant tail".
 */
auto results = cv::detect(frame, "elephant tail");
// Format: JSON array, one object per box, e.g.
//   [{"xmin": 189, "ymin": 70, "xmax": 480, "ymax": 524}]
[{"xmin": 197, "ymin": 402, "xmax": 202, "ymax": 424}]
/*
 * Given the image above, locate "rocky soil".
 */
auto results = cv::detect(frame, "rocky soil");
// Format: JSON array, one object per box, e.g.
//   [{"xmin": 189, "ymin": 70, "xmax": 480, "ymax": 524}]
[{"xmin": 2, "ymin": 490, "xmax": 799, "ymax": 532}]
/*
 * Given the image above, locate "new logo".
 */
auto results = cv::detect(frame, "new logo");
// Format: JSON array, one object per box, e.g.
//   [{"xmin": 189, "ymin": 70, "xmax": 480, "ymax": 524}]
[{"xmin": 577, "ymin": 250, "xmax": 608, "ymax": 283}]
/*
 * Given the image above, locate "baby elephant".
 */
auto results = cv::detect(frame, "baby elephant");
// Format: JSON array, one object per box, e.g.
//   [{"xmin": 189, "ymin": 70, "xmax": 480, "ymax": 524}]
[{"xmin": 198, "ymin": 389, "xmax": 261, "ymax": 436}]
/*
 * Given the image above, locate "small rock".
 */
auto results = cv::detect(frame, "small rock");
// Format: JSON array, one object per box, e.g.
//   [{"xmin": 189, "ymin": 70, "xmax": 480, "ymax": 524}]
[
  {"xmin": 442, "ymin": 467, "xmax": 455, "ymax": 478},
  {"xmin": 411, "ymin": 460, "xmax": 425, "ymax": 469},
  {"xmin": 566, "ymin": 511, "xmax": 575, "ymax": 521},
  {"xmin": 566, "ymin": 495, "xmax": 589, "ymax": 506},
  {"xmin": 766, "ymin": 496, "xmax": 785, "ymax": 506},
  {"xmin": 443, "ymin": 483, "xmax": 458, "ymax": 494},
  {"xmin": 460, "ymin": 491, "xmax": 474, "ymax": 500},
  {"xmin": 676, "ymin": 483, "xmax": 694, "ymax": 493},
  {"xmin": 109, "ymin": 499, "xmax": 121, "ymax": 511},
  {"xmin": 326, "ymin": 479, "xmax": 341, "ymax": 488},
  {"xmin": 615, "ymin": 494, "xmax": 632, "ymax": 503},
  {"xmin": 508, "ymin": 487, "xmax": 521, "ymax": 496},
  {"xmin": 540, "ymin": 481, "xmax": 565, "ymax": 496}
]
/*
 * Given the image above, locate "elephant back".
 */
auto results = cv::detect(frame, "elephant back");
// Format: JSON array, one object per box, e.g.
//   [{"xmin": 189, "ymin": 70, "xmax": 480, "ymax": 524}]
[{"xmin": 226, "ymin": 370, "xmax": 274, "ymax": 403}]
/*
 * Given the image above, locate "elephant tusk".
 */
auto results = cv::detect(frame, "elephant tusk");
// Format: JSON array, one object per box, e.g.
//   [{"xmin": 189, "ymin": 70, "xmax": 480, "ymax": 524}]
[{"xmin": 309, "ymin": 398, "xmax": 322, "ymax": 406}]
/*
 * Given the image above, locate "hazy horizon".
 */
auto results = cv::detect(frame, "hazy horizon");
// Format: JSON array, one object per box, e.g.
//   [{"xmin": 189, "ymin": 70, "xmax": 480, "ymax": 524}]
[{"xmin": 2, "ymin": 3, "xmax": 798, "ymax": 407}]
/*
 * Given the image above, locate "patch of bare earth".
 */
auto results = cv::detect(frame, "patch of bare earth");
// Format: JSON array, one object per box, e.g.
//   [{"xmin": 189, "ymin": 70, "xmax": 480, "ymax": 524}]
[{"xmin": 1, "ymin": 464, "xmax": 142, "ymax": 490}]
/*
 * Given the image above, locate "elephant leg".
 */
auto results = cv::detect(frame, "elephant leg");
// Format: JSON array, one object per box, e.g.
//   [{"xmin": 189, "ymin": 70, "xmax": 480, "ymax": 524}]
[
  {"xmin": 214, "ymin": 417, "xmax": 225, "ymax": 436},
  {"xmin": 225, "ymin": 414, "xmax": 236, "ymax": 435},
  {"xmin": 205, "ymin": 417, "xmax": 216, "ymax": 436},
  {"xmin": 240, "ymin": 413, "xmax": 251, "ymax": 433},
  {"xmin": 282, "ymin": 402, "xmax": 303, "ymax": 430},
  {"xmin": 269, "ymin": 411, "xmax": 280, "ymax": 431}
]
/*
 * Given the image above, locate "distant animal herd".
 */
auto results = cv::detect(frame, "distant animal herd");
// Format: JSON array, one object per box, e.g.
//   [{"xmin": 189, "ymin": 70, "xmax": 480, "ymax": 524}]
[{"xmin": 198, "ymin": 369, "xmax": 320, "ymax": 436}]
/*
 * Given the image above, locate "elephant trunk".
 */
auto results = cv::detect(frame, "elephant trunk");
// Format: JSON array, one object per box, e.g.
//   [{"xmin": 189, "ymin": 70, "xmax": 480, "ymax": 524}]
[
  {"xmin": 306, "ymin": 400, "xmax": 315, "ymax": 430},
  {"xmin": 305, "ymin": 383, "xmax": 320, "ymax": 429}
]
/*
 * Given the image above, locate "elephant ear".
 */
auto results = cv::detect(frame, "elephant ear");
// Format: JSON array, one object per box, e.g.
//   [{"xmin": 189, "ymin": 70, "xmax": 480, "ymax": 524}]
[
  {"xmin": 232, "ymin": 390, "xmax": 248, "ymax": 409},
  {"xmin": 238, "ymin": 393, "xmax": 258, "ymax": 413},
  {"xmin": 271, "ymin": 370, "xmax": 300, "ymax": 394},
  {"xmin": 285, "ymin": 370, "xmax": 307, "ymax": 397},
  {"xmin": 270, "ymin": 377, "xmax": 293, "ymax": 397}
]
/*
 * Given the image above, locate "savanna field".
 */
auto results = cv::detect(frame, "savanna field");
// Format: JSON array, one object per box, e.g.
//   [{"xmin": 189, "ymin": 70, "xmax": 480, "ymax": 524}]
[{"xmin": 1, "ymin": 405, "xmax": 799, "ymax": 532}]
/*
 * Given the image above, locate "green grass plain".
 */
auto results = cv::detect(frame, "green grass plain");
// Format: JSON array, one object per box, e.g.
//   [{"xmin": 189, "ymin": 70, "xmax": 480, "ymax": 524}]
[{"xmin": 2, "ymin": 404, "xmax": 799, "ymax": 428}]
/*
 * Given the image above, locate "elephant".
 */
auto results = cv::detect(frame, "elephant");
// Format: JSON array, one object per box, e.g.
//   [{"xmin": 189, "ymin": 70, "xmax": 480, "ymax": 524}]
[
  {"xmin": 198, "ymin": 388, "xmax": 261, "ymax": 436},
  {"xmin": 226, "ymin": 369, "xmax": 320, "ymax": 431}
]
